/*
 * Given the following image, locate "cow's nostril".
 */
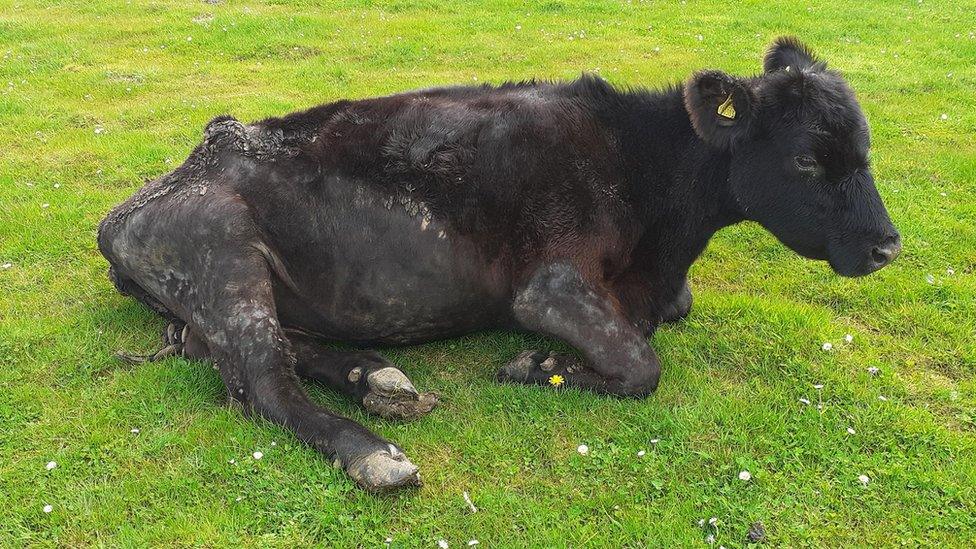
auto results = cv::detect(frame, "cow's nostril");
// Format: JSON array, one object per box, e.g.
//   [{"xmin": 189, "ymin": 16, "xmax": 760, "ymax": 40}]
[
  {"xmin": 871, "ymin": 247, "xmax": 889, "ymax": 264},
  {"xmin": 871, "ymin": 236, "xmax": 902, "ymax": 266}
]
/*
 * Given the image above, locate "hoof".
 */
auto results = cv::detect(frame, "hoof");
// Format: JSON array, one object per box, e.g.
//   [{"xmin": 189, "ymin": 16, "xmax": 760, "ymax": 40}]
[
  {"xmin": 345, "ymin": 445, "xmax": 421, "ymax": 493},
  {"xmin": 363, "ymin": 367, "xmax": 439, "ymax": 420},
  {"xmin": 497, "ymin": 350, "xmax": 546, "ymax": 382}
]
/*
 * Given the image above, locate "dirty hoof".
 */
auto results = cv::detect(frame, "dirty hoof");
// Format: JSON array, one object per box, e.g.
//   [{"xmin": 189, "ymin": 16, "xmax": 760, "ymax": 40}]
[
  {"xmin": 497, "ymin": 350, "xmax": 548, "ymax": 382},
  {"xmin": 345, "ymin": 445, "xmax": 421, "ymax": 493},
  {"xmin": 362, "ymin": 367, "xmax": 439, "ymax": 420},
  {"xmin": 497, "ymin": 350, "xmax": 581, "ymax": 383}
]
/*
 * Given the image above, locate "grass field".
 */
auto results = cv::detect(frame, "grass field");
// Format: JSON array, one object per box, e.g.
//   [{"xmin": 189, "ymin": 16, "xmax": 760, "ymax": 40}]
[{"xmin": 2, "ymin": 0, "xmax": 975, "ymax": 546}]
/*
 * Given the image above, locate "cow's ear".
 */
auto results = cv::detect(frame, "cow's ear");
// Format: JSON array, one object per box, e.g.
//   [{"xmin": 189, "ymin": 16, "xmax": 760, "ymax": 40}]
[
  {"xmin": 683, "ymin": 70, "xmax": 754, "ymax": 149},
  {"xmin": 764, "ymin": 36, "xmax": 825, "ymax": 72}
]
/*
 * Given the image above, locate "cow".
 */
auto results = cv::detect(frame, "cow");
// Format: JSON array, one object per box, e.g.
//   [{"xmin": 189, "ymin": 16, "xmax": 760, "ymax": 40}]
[{"xmin": 98, "ymin": 37, "xmax": 901, "ymax": 492}]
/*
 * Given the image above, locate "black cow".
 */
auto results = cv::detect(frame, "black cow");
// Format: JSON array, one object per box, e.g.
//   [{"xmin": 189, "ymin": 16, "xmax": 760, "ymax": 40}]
[{"xmin": 98, "ymin": 38, "xmax": 900, "ymax": 491}]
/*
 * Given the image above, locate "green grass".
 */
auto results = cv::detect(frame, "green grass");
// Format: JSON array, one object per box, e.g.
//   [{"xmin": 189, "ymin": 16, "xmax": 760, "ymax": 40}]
[{"xmin": 2, "ymin": 0, "xmax": 975, "ymax": 546}]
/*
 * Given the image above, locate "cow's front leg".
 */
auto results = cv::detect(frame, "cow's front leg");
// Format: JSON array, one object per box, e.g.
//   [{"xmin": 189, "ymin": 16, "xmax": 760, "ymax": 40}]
[{"xmin": 498, "ymin": 263, "xmax": 661, "ymax": 397}]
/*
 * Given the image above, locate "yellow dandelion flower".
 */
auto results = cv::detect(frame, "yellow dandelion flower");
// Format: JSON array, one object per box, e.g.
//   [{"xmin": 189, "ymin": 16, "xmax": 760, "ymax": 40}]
[{"xmin": 548, "ymin": 374, "xmax": 565, "ymax": 387}]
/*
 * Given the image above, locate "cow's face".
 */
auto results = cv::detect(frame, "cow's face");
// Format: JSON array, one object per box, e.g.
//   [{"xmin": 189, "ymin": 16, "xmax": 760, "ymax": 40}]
[{"xmin": 684, "ymin": 37, "xmax": 901, "ymax": 277}]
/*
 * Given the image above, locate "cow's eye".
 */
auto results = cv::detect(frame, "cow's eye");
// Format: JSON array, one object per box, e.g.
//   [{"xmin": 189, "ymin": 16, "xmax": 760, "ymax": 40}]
[{"xmin": 794, "ymin": 155, "xmax": 818, "ymax": 171}]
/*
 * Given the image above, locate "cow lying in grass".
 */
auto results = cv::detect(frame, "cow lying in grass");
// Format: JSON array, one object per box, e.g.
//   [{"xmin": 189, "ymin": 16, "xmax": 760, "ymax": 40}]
[{"xmin": 98, "ymin": 37, "xmax": 900, "ymax": 492}]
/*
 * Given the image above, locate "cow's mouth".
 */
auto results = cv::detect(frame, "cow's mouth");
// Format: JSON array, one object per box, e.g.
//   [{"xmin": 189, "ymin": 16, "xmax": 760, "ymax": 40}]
[{"xmin": 828, "ymin": 235, "xmax": 902, "ymax": 277}]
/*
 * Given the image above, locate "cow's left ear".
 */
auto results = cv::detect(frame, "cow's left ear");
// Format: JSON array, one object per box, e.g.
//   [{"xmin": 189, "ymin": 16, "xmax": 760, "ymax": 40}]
[{"xmin": 683, "ymin": 70, "xmax": 755, "ymax": 149}]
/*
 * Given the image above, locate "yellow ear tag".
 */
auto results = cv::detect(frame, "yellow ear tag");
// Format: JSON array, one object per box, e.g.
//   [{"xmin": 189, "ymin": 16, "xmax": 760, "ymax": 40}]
[{"xmin": 717, "ymin": 94, "xmax": 736, "ymax": 119}]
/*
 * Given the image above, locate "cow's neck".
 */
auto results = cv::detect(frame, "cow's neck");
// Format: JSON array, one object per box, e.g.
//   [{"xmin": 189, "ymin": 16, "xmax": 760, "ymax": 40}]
[{"xmin": 610, "ymin": 87, "xmax": 744, "ymax": 282}]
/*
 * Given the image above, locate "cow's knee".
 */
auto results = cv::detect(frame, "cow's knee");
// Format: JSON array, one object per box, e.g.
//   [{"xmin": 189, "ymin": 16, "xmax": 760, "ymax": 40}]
[{"xmin": 611, "ymin": 359, "xmax": 661, "ymax": 398}]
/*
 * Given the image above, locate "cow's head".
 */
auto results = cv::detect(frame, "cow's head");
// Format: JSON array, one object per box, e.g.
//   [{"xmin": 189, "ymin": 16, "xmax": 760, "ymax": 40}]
[{"xmin": 684, "ymin": 37, "xmax": 901, "ymax": 277}]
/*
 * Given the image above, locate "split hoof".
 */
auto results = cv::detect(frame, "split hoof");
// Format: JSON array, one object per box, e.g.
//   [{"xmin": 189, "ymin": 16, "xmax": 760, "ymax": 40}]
[
  {"xmin": 362, "ymin": 367, "xmax": 439, "ymax": 420},
  {"xmin": 497, "ymin": 350, "xmax": 584, "ymax": 386},
  {"xmin": 497, "ymin": 350, "xmax": 548, "ymax": 382},
  {"xmin": 345, "ymin": 445, "xmax": 421, "ymax": 493}
]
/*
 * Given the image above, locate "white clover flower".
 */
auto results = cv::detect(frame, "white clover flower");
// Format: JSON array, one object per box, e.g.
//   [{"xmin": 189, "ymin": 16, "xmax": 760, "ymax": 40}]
[
  {"xmin": 637, "ymin": 450, "xmax": 646, "ymax": 457},
  {"xmin": 46, "ymin": 461, "xmax": 57, "ymax": 470},
  {"xmin": 1, "ymin": 262, "xmax": 11, "ymax": 269},
  {"xmin": 847, "ymin": 427, "xmax": 856, "ymax": 435},
  {"xmin": 947, "ymin": 268, "xmax": 955, "ymax": 275},
  {"xmin": 738, "ymin": 470, "xmax": 752, "ymax": 481},
  {"xmin": 576, "ymin": 444, "xmax": 589, "ymax": 455},
  {"xmin": 708, "ymin": 517, "xmax": 718, "ymax": 525},
  {"xmin": 650, "ymin": 438, "xmax": 660, "ymax": 444},
  {"xmin": 438, "ymin": 540, "xmax": 449, "ymax": 549},
  {"xmin": 844, "ymin": 334, "xmax": 853, "ymax": 343},
  {"xmin": 822, "ymin": 342, "xmax": 833, "ymax": 351},
  {"xmin": 130, "ymin": 428, "xmax": 140, "ymax": 434},
  {"xmin": 43, "ymin": 504, "xmax": 53, "ymax": 513},
  {"xmin": 858, "ymin": 474, "xmax": 870, "ymax": 485},
  {"xmin": 940, "ymin": 113, "xmax": 948, "ymax": 120},
  {"xmin": 252, "ymin": 451, "xmax": 263, "ymax": 460},
  {"xmin": 867, "ymin": 367, "xmax": 879, "ymax": 375}
]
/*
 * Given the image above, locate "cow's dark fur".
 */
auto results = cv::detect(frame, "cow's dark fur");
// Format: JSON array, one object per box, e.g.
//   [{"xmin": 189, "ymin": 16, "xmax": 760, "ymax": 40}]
[{"xmin": 98, "ymin": 38, "xmax": 900, "ymax": 491}]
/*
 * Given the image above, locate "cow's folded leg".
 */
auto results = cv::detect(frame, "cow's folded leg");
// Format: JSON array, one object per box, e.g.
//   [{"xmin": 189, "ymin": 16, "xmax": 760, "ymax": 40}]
[
  {"xmin": 287, "ymin": 332, "xmax": 439, "ymax": 420},
  {"xmin": 499, "ymin": 262, "xmax": 661, "ymax": 397},
  {"xmin": 201, "ymin": 279, "xmax": 420, "ymax": 491},
  {"xmin": 104, "ymin": 203, "xmax": 421, "ymax": 492}
]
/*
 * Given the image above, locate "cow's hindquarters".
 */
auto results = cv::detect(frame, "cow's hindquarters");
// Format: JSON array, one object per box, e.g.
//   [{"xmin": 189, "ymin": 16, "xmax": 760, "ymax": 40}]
[{"xmin": 98, "ymin": 187, "xmax": 422, "ymax": 492}]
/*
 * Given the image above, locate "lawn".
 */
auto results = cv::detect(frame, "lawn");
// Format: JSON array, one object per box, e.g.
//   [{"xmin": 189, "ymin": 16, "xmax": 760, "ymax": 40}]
[{"xmin": 1, "ymin": 0, "xmax": 975, "ymax": 546}]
